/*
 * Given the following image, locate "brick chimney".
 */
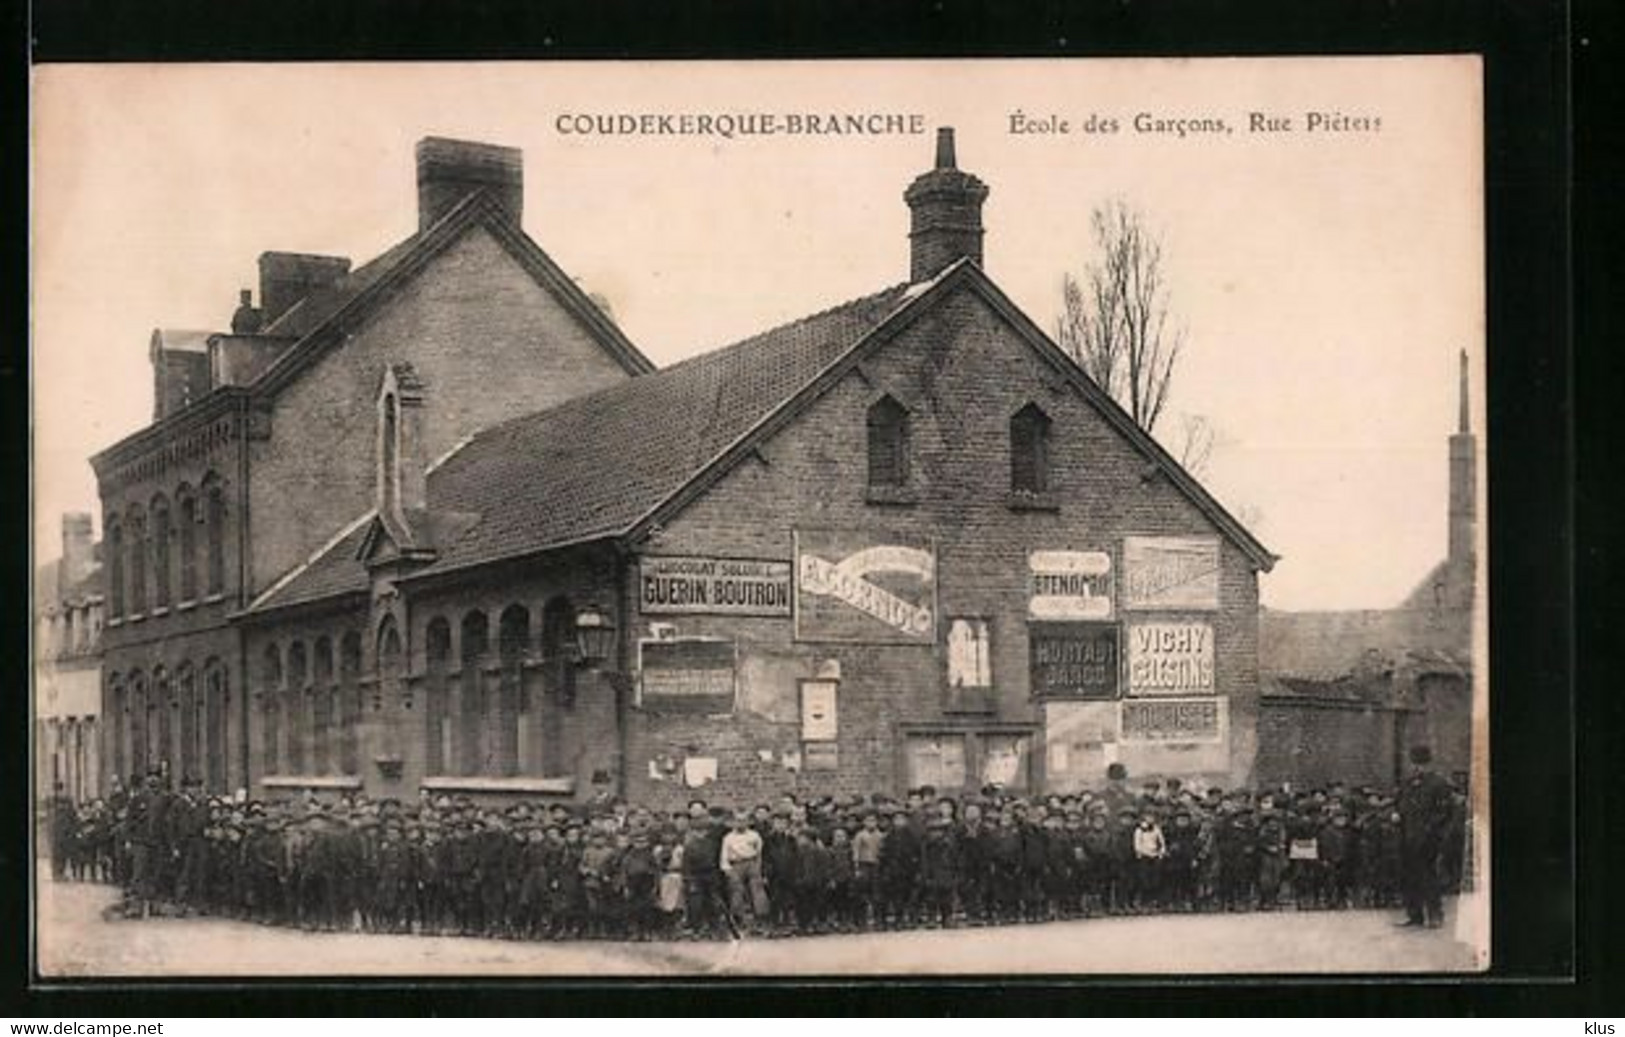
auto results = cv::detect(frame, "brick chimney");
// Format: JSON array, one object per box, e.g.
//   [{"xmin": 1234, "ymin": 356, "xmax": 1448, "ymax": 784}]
[
  {"xmin": 904, "ymin": 128, "xmax": 990, "ymax": 283},
  {"xmin": 259, "ymin": 252, "xmax": 351, "ymax": 326},
  {"xmin": 416, "ymin": 137, "xmax": 523, "ymax": 233},
  {"xmin": 60, "ymin": 512, "xmax": 95, "ymax": 595},
  {"xmin": 1448, "ymin": 349, "xmax": 1476, "ymax": 567}
]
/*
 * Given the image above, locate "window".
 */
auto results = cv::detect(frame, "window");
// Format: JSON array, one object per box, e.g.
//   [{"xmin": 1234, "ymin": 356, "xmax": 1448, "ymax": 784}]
[
  {"xmin": 106, "ymin": 520, "xmax": 124, "ymax": 619},
  {"xmin": 129, "ymin": 673, "xmax": 148, "ymax": 776},
  {"xmin": 339, "ymin": 632, "xmax": 362, "ymax": 776},
  {"xmin": 1010, "ymin": 403, "xmax": 1053, "ymax": 495},
  {"xmin": 285, "ymin": 642, "xmax": 307, "ymax": 773},
  {"xmin": 204, "ymin": 661, "xmax": 229, "ymax": 794},
  {"xmin": 312, "ymin": 638, "xmax": 334, "ymax": 775},
  {"xmin": 381, "ymin": 393, "xmax": 399, "ymax": 514},
  {"xmin": 497, "ymin": 605, "xmax": 530, "ymax": 777},
  {"xmin": 459, "ymin": 612, "xmax": 489, "ymax": 776},
  {"xmin": 154, "ymin": 668, "xmax": 173, "ymax": 776},
  {"xmin": 866, "ymin": 395, "xmax": 911, "ymax": 488},
  {"xmin": 906, "ymin": 734, "xmax": 967, "ymax": 790},
  {"xmin": 177, "ymin": 490, "xmax": 198, "ymax": 602},
  {"xmin": 151, "ymin": 495, "xmax": 171, "ymax": 609},
  {"xmin": 204, "ymin": 477, "xmax": 225, "ymax": 596},
  {"xmin": 127, "ymin": 508, "xmax": 147, "ymax": 614},
  {"xmin": 109, "ymin": 675, "xmax": 126, "ymax": 782},
  {"xmin": 177, "ymin": 663, "xmax": 197, "ymax": 783},
  {"xmin": 424, "ymin": 618, "xmax": 452, "ymax": 775},
  {"xmin": 261, "ymin": 645, "xmax": 282, "ymax": 775}
]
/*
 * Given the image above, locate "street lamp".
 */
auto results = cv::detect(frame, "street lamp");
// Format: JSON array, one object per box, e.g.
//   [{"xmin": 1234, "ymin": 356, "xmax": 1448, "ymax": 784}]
[{"xmin": 573, "ymin": 604, "xmax": 615, "ymax": 669}]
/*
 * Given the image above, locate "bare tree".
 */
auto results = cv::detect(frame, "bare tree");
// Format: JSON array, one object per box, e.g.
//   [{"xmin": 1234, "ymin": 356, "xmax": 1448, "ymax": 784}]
[
  {"xmin": 1056, "ymin": 200, "xmax": 1185, "ymax": 434},
  {"xmin": 1175, "ymin": 413, "xmax": 1216, "ymax": 478}
]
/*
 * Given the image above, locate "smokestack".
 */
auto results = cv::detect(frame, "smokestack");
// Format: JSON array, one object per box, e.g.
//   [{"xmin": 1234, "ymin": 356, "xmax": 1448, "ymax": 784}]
[
  {"xmin": 903, "ymin": 127, "xmax": 990, "ymax": 283},
  {"xmin": 1448, "ymin": 350, "xmax": 1476, "ymax": 566},
  {"xmin": 259, "ymin": 252, "xmax": 351, "ymax": 325},
  {"xmin": 416, "ymin": 137, "xmax": 523, "ymax": 233}
]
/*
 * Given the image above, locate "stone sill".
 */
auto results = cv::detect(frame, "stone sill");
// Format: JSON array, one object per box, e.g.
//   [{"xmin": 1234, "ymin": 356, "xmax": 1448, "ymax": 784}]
[
  {"xmin": 151, "ymin": 605, "xmax": 170, "ymax": 618},
  {"xmin": 864, "ymin": 484, "xmax": 920, "ymax": 507},
  {"xmin": 262, "ymin": 775, "xmax": 364, "ymax": 790},
  {"xmin": 175, "ymin": 599, "xmax": 198, "ymax": 613},
  {"xmin": 202, "ymin": 593, "xmax": 226, "ymax": 605},
  {"xmin": 421, "ymin": 775, "xmax": 577, "ymax": 796},
  {"xmin": 1006, "ymin": 491, "xmax": 1060, "ymax": 512}
]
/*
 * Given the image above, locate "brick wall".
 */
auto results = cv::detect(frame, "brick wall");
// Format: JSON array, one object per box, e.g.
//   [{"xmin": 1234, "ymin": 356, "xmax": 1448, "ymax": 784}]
[
  {"xmin": 1255, "ymin": 696, "xmax": 1405, "ymax": 789},
  {"xmin": 623, "ymin": 285, "xmax": 1263, "ymax": 810},
  {"xmin": 248, "ymin": 223, "xmax": 637, "ymax": 594}
]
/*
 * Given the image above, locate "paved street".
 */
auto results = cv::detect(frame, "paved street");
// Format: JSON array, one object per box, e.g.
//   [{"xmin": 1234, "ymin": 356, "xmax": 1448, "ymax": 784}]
[{"xmin": 38, "ymin": 877, "xmax": 1485, "ymax": 977}]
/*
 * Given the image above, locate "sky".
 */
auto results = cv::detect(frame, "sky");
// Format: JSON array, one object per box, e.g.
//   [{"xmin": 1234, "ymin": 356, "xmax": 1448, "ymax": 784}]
[{"xmin": 31, "ymin": 58, "xmax": 1484, "ymax": 611}]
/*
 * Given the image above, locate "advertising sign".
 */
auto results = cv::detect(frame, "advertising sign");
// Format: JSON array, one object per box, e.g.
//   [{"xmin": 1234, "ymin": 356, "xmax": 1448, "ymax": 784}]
[
  {"xmin": 1123, "ymin": 536, "xmax": 1221, "ymax": 611},
  {"xmin": 1043, "ymin": 700, "xmax": 1121, "ymax": 789},
  {"xmin": 1029, "ymin": 622, "xmax": 1120, "ymax": 699},
  {"xmin": 794, "ymin": 529, "xmax": 936, "ymax": 644},
  {"xmin": 1028, "ymin": 550, "xmax": 1113, "ymax": 620},
  {"xmin": 1119, "ymin": 697, "xmax": 1226, "ymax": 743},
  {"xmin": 638, "ymin": 638, "xmax": 736, "ymax": 714},
  {"xmin": 1127, "ymin": 622, "xmax": 1215, "ymax": 696},
  {"xmin": 800, "ymin": 679, "xmax": 839, "ymax": 742},
  {"xmin": 639, "ymin": 556, "xmax": 792, "ymax": 616}
]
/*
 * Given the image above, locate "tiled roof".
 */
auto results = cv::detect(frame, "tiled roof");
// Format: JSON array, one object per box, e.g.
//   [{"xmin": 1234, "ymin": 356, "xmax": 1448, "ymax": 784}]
[
  {"xmin": 242, "ymin": 282, "xmax": 911, "ymax": 614},
  {"xmin": 1259, "ymin": 605, "xmax": 1470, "ymax": 683}
]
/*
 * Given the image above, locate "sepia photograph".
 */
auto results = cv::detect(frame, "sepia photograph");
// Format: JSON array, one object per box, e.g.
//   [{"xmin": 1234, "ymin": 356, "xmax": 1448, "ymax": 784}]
[{"xmin": 30, "ymin": 56, "xmax": 1488, "ymax": 978}]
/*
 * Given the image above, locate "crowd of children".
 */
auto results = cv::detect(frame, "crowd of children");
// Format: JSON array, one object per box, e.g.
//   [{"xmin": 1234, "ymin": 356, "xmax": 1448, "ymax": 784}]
[{"xmin": 48, "ymin": 768, "xmax": 1471, "ymax": 941}]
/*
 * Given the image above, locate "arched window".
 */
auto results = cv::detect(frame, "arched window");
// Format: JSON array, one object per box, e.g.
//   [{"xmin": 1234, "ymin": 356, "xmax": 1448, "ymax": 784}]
[
  {"xmin": 1010, "ymin": 403, "xmax": 1053, "ymax": 494},
  {"xmin": 459, "ymin": 611, "xmax": 489, "ymax": 776},
  {"xmin": 127, "ymin": 506, "xmax": 147, "ymax": 615},
  {"xmin": 129, "ymin": 671, "xmax": 147, "ymax": 777},
  {"xmin": 497, "ymin": 605, "xmax": 530, "ymax": 777},
  {"xmin": 377, "ymin": 618, "xmax": 405, "ymax": 758},
  {"xmin": 381, "ymin": 392, "xmax": 399, "ymax": 515},
  {"xmin": 261, "ymin": 645, "xmax": 282, "ymax": 776},
  {"xmin": 204, "ymin": 476, "xmax": 225, "ymax": 597},
  {"xmin": 424, "ymin": 617, "xmax": 452, "ymax": 776},
  {"xmin": 312, "ymin": 637, "xmax": 334, "ymax": 775},
  {"xmin": 109, "ymin": 674, "xmax": 126, "ymax": 785},
  {"xmin": 866, "ymin": 395, "xmax": 911, "ymax": 488},
  {"xmin": 285, "ymin": 642, "xmax": 307, "ymax": 774},
  {"xmin": 338, "ymin": 632, "xmax": 362, "ymax": 776},
  {"xmin": 540, "ymin": 598, "xmax": 576, "ymax": 776},
  {"xmin": 151, "ymin": 494, "xmax": 171, "ymax": 610},
  {"xmin": 177, "ymin": 663, "xmax": 198, "ymax": 784},
  {"xmin": 153, "ymin": 667, "xmax": 172, "ymax": 777},
  {"xmin": 177, "ymin": 487, "xmax": 198, "ymax": 602},
  {"xmin": 106, "ymin": 519, "xmax": 124, "ymax": 619},
  {"xmin": 204, "ymin": 660, "xmax": 229, "ymax": 794}
]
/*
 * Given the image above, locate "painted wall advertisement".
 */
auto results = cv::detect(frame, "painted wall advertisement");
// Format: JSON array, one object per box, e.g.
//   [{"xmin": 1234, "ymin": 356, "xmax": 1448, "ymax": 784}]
[
  {"xmin": 639, "ymin": 555, "xmax": 792, "ymax": 616},
  {"xmin": 1119, "ymin": 697, "xmax": 1226, "ymax": 743},
  {"xmin": 794, "ymin": 529, "xmax": 936, "ymax": 644},
  {"xmin": 638, "ymin": 638, "xmax": 737, "ymax": 714},
  {"xmin": 800, "ymin": 679, "xmax": 838, "ymax": 742},
  {"xmin": 1028, "ymin": 550, "xmax": 1113, "ymax": 620},
  {"xmin": 1029, "ymin": 622, "xmax": 1120, "ymax": 699},
  {"xmin": 1123, "ymin": 535, "xmax": 1220, "ymax": 611},
  {"xmin": 1042, "ymin": 700, "xmax": 1120, "ymax": 787},
  {"xmin": 1127, "ymin": 622, "xmax": 1215, "ymax": 696}
]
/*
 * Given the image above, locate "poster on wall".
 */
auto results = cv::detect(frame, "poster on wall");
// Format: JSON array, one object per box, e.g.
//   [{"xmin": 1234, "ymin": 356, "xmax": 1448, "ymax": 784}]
[
  {"xmin": 1120, "ymin": 697, "xmax": 1226, "ymax": 744},
  {"xmin": 1029, "ymin": 622, "xmax": 1120, "ymax": 699},
  {"xmin": 794, "ymin": 529, "xmax": 936, "ymax": 644},
  {"xmin": 1123, "ymin": 536, "xmax": 1221, "ymax": 611},
  {"xmin": 800, "ymin": 679, "xmax": 839, "ymax": 741},
  {"xmin": 638, "ymin": 638, "xmax": 737, "ymax": 714},
  {"xmin": 1028, "ymin": 550, "xmax": 1113, "ymax": 620},
  {"xmin": 1042, "ymin": 700, "xmax": 1120, "ymax": 787},
  {"xmin": 1127, "ymin": 622, "xmax": 1215, "ymax": 696},
  {"xmin": 639, "ymin": 556, "xmax": 793, "ymax": 616}
]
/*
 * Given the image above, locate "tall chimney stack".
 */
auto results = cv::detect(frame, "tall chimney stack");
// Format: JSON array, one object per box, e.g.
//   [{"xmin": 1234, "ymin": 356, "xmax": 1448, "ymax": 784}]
[
  {"xmin": 60, "ymin": 512, "xmax": 95, "ymax": 594},
  {"xmin": 259, "ymin": 252, "xmax": 351, "ymax": 326},
  {"xmin": 903, "ymin": 128, "xmax": 990, "ymax": 283},
  {"xmin": 416, "ymin": 137, "xmax": 523, "ymax": 233},
  {"xmin": 1448, "ymin": 349, "xmax": 1476, "ymax": 566}
]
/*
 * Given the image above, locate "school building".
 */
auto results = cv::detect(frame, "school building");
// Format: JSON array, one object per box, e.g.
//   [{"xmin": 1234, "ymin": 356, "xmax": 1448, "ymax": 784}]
[{"xmin": 93, "ymin": 131, "xmax": 1276, "ymax": 808}]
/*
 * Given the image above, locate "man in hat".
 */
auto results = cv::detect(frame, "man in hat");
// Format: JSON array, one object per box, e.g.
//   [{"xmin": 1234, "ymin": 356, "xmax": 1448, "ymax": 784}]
[{"xmin": 1396, "ymin": 744, "xmax": 1454, "ymax": 928}]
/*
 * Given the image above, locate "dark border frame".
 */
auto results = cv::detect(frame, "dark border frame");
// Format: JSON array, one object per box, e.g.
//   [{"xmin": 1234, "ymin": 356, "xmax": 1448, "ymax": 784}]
[{"xmin": 10, "ymin": 0, "xmax": 1582, "ymax": 1017}]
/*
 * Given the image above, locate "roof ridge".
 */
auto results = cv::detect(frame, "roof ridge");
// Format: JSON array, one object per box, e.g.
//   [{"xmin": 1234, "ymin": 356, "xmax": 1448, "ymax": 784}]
[{"xmin": 676, "ymin": 281, "xmax": 911, "ymax": 362}]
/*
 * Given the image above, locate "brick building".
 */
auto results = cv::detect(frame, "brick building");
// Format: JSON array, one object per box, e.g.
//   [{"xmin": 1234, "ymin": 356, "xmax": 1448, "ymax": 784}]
[
  {"xmin": 1256, "ymin": 354, "xmax": 1478, "ymax": 787},
  {"xmin": 95, "ymin": 131, "xmax": 1275, "ymax": 807},
  {"xmin": 35, "ymin": 513, "xmax": 105, "ymax": 805}
]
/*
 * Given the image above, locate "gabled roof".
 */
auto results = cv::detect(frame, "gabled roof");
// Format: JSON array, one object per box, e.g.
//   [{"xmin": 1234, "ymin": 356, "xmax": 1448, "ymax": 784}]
[
  {"xmin": 95, "ymin": 190, "xmax": 655, "ymax": 472},
  {"xmin": 243, "ymin": 259, "xmax": 1276, "ymax": 617}
]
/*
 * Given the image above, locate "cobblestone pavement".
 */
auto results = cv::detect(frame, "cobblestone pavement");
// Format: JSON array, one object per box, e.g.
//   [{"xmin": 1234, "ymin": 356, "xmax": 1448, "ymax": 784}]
[{"xmin": 37, "ymin": 877, "xmax": 1485, "ymax": 978}]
